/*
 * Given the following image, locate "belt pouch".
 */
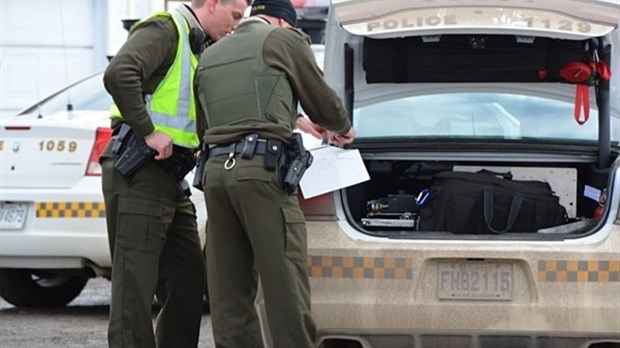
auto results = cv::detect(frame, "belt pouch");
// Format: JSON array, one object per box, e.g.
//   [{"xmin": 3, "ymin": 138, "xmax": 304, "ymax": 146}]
[
  {"xmin": 241, "ymin": 133, "xmax": 259, "ymax": 159},
  {"xmin": 264, "ymin": 139, "xmax": 282, "ymax": 171}
]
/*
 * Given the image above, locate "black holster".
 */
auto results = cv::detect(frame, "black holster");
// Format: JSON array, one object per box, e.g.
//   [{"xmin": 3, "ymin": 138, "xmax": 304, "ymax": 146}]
[
  {"xmin": 112, "ymin": 124, "xmax": 156, "ymax": 182},
  {"xmin": 192, "ymin": 143, "xmax": 209, "ymax": 191},
  {"xmin": 112, "ymin": 124, "xmax": 197, "ymax": 184},
  {"xmin": 280, "ymin": 133, "xmax": 313, "ymax": 194}
]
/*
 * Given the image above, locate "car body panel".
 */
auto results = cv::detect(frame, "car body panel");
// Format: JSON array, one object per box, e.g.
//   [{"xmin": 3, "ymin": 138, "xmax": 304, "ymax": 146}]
[
  {"xmin": 0, "ymin": 182, "xmax": 207, "ymax": 270},
  {"xmin": 1, "ymin": 111, "xmax": 109, "ymax": 188},
  {"xmin": 307, "ymin": 225, "xmax": 620, "ymax": 332}
]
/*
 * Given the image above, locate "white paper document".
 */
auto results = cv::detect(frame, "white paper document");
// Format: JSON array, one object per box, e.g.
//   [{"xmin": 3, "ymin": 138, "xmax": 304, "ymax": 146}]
[{"xmin": 299, "ymin": 145, "xmax": 370, "ymax": 199}]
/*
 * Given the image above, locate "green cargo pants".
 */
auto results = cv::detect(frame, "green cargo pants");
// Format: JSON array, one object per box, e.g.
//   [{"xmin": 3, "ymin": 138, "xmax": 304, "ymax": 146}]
[
  {"xmin": 101, "ymin": 147, "xmax": 205, "ymax": 348},
  {"xmin": 204, "ymin": 155, "xmax": 316, "ymax": 348}
]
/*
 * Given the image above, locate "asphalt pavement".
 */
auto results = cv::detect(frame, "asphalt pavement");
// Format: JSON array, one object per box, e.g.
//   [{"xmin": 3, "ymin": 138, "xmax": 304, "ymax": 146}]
[{"xmin": 0, "ymin": 278, "xmax": 215, "ymax": 348}]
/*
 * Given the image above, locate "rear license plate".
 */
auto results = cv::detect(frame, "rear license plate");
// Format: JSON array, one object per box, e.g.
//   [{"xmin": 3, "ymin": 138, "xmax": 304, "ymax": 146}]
[
  {"xmin": 437, "ymin": 260, "xmax": 513, "ymax": 301},
  {"xmin": 0, "ymin": 202, "xmax": 28, "ymax": 229}
]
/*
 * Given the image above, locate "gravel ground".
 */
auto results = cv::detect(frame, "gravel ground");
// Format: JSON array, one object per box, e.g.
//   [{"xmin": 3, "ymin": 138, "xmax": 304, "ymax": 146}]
[{"xmin": 0, "ymin": 278, "xmax": 215, "ymax": 348}]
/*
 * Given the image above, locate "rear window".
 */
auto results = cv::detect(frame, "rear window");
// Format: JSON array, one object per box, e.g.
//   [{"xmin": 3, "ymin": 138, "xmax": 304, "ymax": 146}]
[
  {"xmin": 352, "ymin": 93, "xmax": 617, "ymax": 143},
  {"xmin": 19, "ymin": 73, "xmax": 111, "ymax": 115}
]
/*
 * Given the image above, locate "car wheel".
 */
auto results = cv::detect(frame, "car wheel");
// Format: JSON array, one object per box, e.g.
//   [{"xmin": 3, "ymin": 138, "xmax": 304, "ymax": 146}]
[{"xmin": 0, "ymin": 269, "xmax": 87, "ymax": 307}]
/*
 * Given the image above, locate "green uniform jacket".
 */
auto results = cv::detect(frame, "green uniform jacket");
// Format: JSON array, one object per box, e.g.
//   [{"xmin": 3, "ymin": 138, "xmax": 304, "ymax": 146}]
[
  {"xmin": 195, "ymin": 18, "xmax": 351, "ymax": 145},
  {"xmin": 103, "ymin": 17, "xmax": 177, "ymax": 137}
]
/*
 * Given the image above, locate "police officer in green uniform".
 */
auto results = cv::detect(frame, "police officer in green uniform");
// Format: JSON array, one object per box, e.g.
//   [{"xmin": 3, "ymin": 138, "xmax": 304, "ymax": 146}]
[
  {"xmin": 101, "ymin": 0, "xmax": 249, "ymax": 347},
  {"xmin": 194, "ymin": 0, "xmax": 356, "ymax": 346}
]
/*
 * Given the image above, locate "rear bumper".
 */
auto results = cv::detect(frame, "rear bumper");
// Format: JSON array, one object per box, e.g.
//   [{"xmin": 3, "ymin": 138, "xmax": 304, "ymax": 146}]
[
  {"xmin": 304, "ymin": 220, "xmax": 620, "ymax": 340},
  {"xmin": 0, "ymin": 185, "xmax": 110, "ymax": 269},
  {"xmin": 0, "ymin": 233, "xmax": 109, "ymax": 269},
  {"xmin": 317, "ymin": 330, "xmax": 620, "ymax": 348}
]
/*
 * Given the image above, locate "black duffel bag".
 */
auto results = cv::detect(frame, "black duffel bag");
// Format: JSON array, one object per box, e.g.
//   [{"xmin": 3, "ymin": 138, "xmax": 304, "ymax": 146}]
[{"xmin": 418, "ymin": 171, "xmax": 568, "ymax": 234}]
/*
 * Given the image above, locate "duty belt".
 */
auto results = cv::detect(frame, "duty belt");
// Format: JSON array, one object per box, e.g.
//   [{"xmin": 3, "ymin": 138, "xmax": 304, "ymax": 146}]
[
  {"xmin": 209, "ymin": 138, "xmax": 270, "ymax": 158},
  {"xmin": 207, "ymin": 133, "xmax": 285, "ymax": 171},
  {"xmin": 199, "ymin": 132, "xmax": 311, "ymax": 194}
]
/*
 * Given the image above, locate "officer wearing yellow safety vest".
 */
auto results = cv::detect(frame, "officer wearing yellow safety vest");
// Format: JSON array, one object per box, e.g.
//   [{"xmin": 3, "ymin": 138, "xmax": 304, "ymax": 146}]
[
  {"xmin": 100, "ymin": 0, "xmax": 249, "ymax": 347},
  {"xmin": 194, "ymin": 0, "xmax": 356, "ymax": 346}
]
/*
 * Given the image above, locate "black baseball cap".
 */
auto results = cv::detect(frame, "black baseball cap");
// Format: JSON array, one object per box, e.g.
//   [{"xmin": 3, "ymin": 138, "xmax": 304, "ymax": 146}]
[{"xmin": 250, "ymin": 0, "xmax": 298, "ymax": 27}]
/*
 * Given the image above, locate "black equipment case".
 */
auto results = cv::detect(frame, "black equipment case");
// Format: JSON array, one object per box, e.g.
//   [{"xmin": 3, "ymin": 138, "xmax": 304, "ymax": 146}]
[{"xmin": 418, "ymin": 171, "xmax": 568, "ymax": 234}]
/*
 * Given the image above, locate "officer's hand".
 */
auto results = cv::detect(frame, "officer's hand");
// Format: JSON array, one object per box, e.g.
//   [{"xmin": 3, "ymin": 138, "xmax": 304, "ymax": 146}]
[
  {"xmin": 145, "ymin": 131, "xmax": 173, "ymax": 160},
  {"xmin": 329, "ymin": 128, "xmax": 356, "ymax": 147},
  {"xmin": 295, "ymin": 115, "xmax": 327, "ymax": 140}
]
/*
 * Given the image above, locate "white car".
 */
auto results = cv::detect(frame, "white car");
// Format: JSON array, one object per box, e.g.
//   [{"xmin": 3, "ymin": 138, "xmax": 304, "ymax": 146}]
[{"xmin": 0, "ymin": 73, "xmax": 207, "ymax": 307}]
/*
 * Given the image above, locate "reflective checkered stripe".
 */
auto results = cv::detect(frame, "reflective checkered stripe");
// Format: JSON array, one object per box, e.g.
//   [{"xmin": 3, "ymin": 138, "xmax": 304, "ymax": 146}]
[
  {"xmin": 307, "ymin": 256, "xmax": 413, "ymax": 279},
  {"xmin": 537, "ymin": 260, "xmax": 620, "ymax": 282},
  {"xmin": 36, "ymin": 202, "xmax": 106, "ymax": 218}
]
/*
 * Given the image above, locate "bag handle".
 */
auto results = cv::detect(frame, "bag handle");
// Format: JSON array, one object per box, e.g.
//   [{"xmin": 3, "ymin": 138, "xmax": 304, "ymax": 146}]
[
  {"xmin": 483, "ymin": 190, "xmax": 523, "ymax": 233},
  {"xmin": 477, "ymin": 169, "xmax": 513, "ymax": 180}
]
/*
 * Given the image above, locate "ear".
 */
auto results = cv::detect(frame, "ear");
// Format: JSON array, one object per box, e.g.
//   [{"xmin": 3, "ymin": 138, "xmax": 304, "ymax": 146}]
[{"xmin": 207, "ymin": 0, "xmax": 218, "ymax": 13}]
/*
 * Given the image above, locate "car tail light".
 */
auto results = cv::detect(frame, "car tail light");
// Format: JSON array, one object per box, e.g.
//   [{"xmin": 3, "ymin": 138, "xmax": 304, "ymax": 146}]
[
  {"xmin": 4, "ymin": 126, "xmax": 31, "ymax": 131},
  {"xmin": 85, "ymin": 127, "xmax": 112, "ymax": 176},
  {"xmin": 298, "ymin": 193, "xmax": 336, "ymax": 220}
]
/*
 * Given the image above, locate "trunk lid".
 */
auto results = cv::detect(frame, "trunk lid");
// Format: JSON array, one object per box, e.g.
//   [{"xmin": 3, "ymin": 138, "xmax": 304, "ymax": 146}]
[
  {"xmin": 324, "ymin": 0, "xmax": 620, "ymax": 133},
  {"xmin": 0, "ymin": 111, "xmax": 110, "ymax": 188},
  {"xmin": 332, "ymin": 0, "xmax": 620, "ymax": 39}
]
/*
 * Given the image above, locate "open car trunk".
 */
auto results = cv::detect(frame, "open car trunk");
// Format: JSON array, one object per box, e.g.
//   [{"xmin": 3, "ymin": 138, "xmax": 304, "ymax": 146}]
[
  {"xmin": 343, "ymin": 146, "xmax": 618, "ymax": 238},
  {"xmin": 323, "ymin": 1, "xmax": 620, "ymax": 239}
]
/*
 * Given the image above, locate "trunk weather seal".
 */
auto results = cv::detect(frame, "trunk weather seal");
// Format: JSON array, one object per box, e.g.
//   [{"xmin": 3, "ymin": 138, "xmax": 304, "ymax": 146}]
[{"xmin": 344, "ymin": 43, "xmax": 354, "ymax": 121}]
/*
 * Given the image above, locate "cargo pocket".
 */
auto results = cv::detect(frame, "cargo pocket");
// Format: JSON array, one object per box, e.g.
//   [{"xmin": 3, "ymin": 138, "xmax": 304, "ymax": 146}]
[
  {"xmin": 117, "ymin": 198, "xmax": 165, "ymax": 252},
  {"xmin": 281, "ymin": 206, "xmax": 307, "ymax": 263}
]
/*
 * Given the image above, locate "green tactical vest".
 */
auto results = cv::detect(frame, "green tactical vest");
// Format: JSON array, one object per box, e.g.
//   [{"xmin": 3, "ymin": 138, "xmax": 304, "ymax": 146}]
[
  {"xmin": 195, "ymin": 21, "xmax": 298, "ymax": 130},
  {"xmin": 111, "ymin": 9, "xmax": 199, "ymax": 149}
]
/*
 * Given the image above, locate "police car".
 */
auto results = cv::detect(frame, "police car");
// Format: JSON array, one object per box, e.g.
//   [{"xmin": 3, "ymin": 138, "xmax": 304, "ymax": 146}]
[
  {"xmin": 0, "ymin": 73, "xmax": 208, "ymax": 307},
  {"xmin": 254, "ymin": 1, "xmax": 620, "ymax": 347}
]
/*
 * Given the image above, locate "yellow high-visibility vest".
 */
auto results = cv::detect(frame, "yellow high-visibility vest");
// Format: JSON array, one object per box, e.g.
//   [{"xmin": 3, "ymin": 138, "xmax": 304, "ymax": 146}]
[{"xmin": 111, "ymin": 9, "xmax": 199, "ymax": 148}]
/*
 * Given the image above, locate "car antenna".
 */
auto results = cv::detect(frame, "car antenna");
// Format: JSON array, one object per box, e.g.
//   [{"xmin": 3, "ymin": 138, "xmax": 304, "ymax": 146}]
[
  {"xmin": 35, "ymin": 84, "xmax": 44, "ymax": 119},
  {"xmin": 58, "ymin": 0, "xmax": 73, "ymax": 112}
]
